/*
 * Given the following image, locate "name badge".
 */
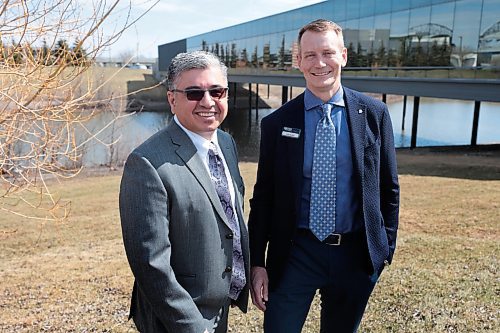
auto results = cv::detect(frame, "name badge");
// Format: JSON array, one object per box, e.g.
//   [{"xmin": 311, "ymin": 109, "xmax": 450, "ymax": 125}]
[{"xmin": 281, "ymin": 127, "xmax": 301, "ymax": 139}]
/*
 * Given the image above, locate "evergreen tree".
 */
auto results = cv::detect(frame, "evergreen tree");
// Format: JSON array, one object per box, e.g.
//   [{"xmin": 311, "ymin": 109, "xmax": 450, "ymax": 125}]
[
  {"xmin": 398, "ymin": 38, "xmax": 409, "ymax": 66},
  {"xmin": 251, "ymin": 46, "xmax": 258, "ymax": 68},
  {"xmin": 220, "ymin": 46, "xmax": 226, "ymax": 66},
  {"xmin": 72, "ymin": 39, "xmax": 87, "ymax": 66},
  {"xmin": 230, "ymin": 43, "xmax": 237, "ymax": 68},
  {"xmin": 240, "ymin": 48, "xmax": 248, "ymax": 66},
  {"xmin": 39, "ymin": 39, "xmax": 52, "ymax": 65},
  {"xmin": 387, "ymin": 48, "xmax": 398, "ymax": 67},
  {"xmin": 439, "ymin": 40, "xmax": 451, "ymax": 66},
  {"xmin": 263, "ymin": 43, "xmax": 270, "ymax": 68},
  {"xmin": 278, "ymin": 35, "xmax": 285, "ymax": 69},
  {"xmin": 53, "ymin": 39, "xmax": 70, "ymax": 64},
  {"xmin": 357, "ymin": 42, "xmax": 365, "ymax": 67},
  {"xmin": 346, "ymin": 42, "xmax": 358, "ymax": 67},
  {"xmin": 376, "ymin": 41, "xmax": 387, "ymax": 67},
  {"xmin": 215, "ymin": 43, "xmax": 220, "ymax": 58}
]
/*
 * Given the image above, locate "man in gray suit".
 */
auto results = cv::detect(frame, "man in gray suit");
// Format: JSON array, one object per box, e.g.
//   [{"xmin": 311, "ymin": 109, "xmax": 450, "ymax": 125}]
[{"xmin": 120, "ymin": 51, "xmax": 249, "ymax": 333}]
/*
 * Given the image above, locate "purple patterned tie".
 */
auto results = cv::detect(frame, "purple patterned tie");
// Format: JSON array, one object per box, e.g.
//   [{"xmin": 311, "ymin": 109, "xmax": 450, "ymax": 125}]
[{"xmin": 208, "ymin": 144, "xmax": 246, "ymax": 300}]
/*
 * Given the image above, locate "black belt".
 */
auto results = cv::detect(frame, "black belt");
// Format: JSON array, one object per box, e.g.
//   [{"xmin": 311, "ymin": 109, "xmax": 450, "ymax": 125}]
[{"xmin": 296, "ymin": 228, "xmax": 364, "ymax": 246}]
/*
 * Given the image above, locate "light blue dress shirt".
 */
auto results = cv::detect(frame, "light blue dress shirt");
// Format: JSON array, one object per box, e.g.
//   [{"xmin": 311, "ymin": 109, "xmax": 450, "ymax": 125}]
[{"xmin": 298, "ymin": 87, "xmax": 361, "ymax": 233}]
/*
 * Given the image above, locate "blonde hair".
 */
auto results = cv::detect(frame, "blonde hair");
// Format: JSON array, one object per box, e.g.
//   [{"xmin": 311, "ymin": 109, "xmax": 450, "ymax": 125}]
[{"xmin": 298, "ymin": 19, "xmax": 344, "ymax": 48}]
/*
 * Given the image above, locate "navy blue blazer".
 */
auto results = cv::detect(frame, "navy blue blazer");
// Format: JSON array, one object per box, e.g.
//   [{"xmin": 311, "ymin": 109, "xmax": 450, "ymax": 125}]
[{"xmin": 248, "ymin": 87, "xmax": 400, "ymax": 290}]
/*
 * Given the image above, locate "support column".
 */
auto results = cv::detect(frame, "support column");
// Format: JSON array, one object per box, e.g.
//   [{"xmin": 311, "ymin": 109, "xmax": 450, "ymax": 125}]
[
  {"xmin": 471, "ymin": 101, "xmax": 481, "ymax": 146},
  {"xmin": 233, "ymin": 82, "xmax": 237, "ymax": 108},
  {"xmin": 248, "ymin": 83, "xmax": 252, "ymax": 109},
  {"xmin": 255, "ymin": 84, "xmax": 259, "ymax": 119},
  {"xmin": 281, "ymin": 86, "xmax": 289, "ymax": 105},
  {"xmin": 411, "ymin": 96, "xmax": 420, "ymax": 149},
  {"xmin": 402, "ymin": 95, "xmax": 407, "ymax": 131}
]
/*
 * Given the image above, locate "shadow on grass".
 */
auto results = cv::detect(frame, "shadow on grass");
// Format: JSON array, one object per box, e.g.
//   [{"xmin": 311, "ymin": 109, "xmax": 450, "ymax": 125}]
[{"xmin": 396, "ymin": 145, "xmax": 500, "ymax": 180}]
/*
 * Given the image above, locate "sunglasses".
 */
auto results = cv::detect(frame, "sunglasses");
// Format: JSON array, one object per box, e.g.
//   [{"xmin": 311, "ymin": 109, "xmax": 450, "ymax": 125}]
[{"xmin": 172, "ymin": 87, "xmax": 228, "ymax": 101}]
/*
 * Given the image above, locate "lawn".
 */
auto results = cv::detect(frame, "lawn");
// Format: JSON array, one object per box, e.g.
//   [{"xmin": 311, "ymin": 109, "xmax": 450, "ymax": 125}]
[{"xmin": 0, "ymin": 148, "xmax": 498, "ymax": 332}]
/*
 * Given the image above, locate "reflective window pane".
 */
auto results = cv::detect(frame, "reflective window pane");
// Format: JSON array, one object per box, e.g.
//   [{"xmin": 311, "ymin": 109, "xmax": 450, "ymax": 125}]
[
  {"xmin": 452, "ymin": 0, "xmax": 482, "ymax": 67},
  {"xmin": 392, "ymin": 0, "xmax": 411, "ymax": 12},
  {"xmin": 478, "ymin": 0, "xmax": 500, "ymax": 67}
]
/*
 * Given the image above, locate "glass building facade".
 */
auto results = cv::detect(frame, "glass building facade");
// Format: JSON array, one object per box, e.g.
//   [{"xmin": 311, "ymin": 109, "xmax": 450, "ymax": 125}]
[{"xmin": 159, "ymin": 0, "xmax": 500, "ymax": 74}]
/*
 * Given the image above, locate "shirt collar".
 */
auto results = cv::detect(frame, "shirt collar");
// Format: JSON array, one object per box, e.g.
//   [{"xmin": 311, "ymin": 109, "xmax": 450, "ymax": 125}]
[
  {"xmin": 304, "ymin": 85, "xmax": 345, "ymax": 111},
  {"xmin": 173, "ymin": 115, "xmax": 219, "ymax": 155}
]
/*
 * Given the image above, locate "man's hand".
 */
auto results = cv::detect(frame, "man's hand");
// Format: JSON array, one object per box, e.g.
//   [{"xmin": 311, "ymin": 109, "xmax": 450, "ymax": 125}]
[{"xmin": 250, "ymin": 266, "xmax": 269, "ymax": 311}]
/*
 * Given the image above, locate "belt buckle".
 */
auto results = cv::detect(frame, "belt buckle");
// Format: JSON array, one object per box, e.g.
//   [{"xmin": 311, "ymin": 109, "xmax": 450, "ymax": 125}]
[{"xmin": 324, "ymin": 233, "xmax": 341, "ymax": 246}]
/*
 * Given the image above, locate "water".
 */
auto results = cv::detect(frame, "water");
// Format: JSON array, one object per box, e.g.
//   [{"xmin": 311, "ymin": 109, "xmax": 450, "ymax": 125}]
[
  {"xmin": 80, "ymin": 99, "xmax": 500, "ymax": 166},
  {"xmin": 389, "ymin": 97, "xmax": 500, "ymax": 147}
]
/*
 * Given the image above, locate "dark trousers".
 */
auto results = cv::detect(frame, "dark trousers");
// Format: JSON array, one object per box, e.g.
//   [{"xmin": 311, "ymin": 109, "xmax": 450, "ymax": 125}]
[{"xmin": 264, "ymin": 231, "xmax": 380, "ymax": 333}]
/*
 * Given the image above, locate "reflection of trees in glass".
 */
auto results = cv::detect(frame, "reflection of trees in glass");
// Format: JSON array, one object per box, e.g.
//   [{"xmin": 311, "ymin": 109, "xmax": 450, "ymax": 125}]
[
  {"xmin": 387, "ymin": 49, "xmax": 398, "ymax": 67},
  {"xmin": 251, "ymin": 46, "xmax": 258, "ymax": 68},
  {"xmin": 278, "ymin": 35, "xmax": 285, "ymax": 68},
  {"xmin": 215, "ymin": 43, "xmax": 220, "ymax": 58},
  {"xmin": 399, "ymin": 38, "xmax": 410, "ymax": 66},
  {"xmin": 230, "ymin": 43, "xmax": 237, "ymax": 68},
  {"xmin": 346, "ymin": 42, "xmax": 358, "ymax": 67},
  {"xmin": 375, "ymin": 41, "xmax": 387, "ymax": 67},
  {"xmin": 410, "ymin": 36, "xmax": 427, "ymax": 66},
  {"xmin": 357, "ymin": 43, "xmax": 366, "ymax": 67},
  {"xmin": 220, "ymin": 46, "xmax": 226, "ymax": 66},
  {"xmin": 263, "ymin": 43, "xmax": 270, "ymax": 68},
  {"xmin": 225, "ymin": 44, "xmax": 230, "ymax": 66},
  {"xmin": 239, "ymin": 48, "xmax": 248, "ymax": 67}
]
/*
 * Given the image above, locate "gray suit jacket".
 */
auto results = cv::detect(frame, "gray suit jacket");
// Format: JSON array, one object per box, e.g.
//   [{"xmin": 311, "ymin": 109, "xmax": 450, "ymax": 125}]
[{"xmin": 120, "ymin": 121, "xmax": 250, "ymax": 333}]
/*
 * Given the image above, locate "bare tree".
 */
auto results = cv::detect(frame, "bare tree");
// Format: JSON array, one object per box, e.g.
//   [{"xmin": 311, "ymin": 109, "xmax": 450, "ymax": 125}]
[{"xmin": 0, "ymin": 0, "xmax": 159, "ymax": 221}]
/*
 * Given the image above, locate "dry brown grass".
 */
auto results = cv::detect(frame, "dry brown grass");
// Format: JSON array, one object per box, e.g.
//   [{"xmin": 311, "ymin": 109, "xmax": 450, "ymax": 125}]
[{"xmin": 0, "ymin": 148, "xmax": 499, "ymax": 332}]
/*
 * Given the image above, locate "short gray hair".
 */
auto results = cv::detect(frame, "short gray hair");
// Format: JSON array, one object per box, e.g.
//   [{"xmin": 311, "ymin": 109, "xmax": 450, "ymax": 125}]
[{"xmin": 165, "ymin": 51, "xmax": 228, "ymax": 90}]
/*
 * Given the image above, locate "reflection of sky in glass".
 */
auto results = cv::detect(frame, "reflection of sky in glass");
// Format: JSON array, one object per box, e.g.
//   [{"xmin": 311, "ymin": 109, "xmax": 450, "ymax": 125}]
[
  {"xmin": 391, "ymin": 10, "xmax": 410, "ymax": 37},
  {"xmin": 409, "ymin": 7, "xmax": 431, "ymax": 31},
  {"xmin": 430, "ymin": 2, "xmax": 455, "ymax": 32},
  {"xmin": 452, "ymin": 0, "xmax": 482, "ymax": 50}
]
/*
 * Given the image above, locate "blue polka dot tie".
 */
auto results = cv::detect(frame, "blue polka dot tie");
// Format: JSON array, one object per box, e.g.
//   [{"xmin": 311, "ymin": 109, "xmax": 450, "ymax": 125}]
[
  {"xmin": 208, "ymin": 144, "xmax": 246, "ymax": 300},
  {"xmin": 310, "ymin": 103, "xmax": 336, "ymax": 241}
]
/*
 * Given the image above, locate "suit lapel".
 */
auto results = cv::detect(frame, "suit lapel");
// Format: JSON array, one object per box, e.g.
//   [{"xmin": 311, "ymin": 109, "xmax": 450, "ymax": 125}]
[
  {"xmin": 344, "ymin": 88, "xmax": 366, "ymax": 186},
  {"xmin": 167, "ymin": 122, "xmax": 231, "ymax": 229}
]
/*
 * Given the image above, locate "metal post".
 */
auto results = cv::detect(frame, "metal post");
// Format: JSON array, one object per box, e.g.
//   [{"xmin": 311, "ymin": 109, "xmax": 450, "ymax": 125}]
[
  {"xmin": 382, "ymin": 94, "xmax": 387, "ymax": 103},
  {"xmin": 290, "ymin": 86, "xmax": 293, "ymax": 100},
  {"xmin": 233, "ymin": 82, "xmax": 237, "ymax": 108},
  {"xmin": 411, "ymin": 96, "xmax": 420, "ymax": 149},
  {"xmin": 402, "ymin": 95, "xmax": 407, "ymax": 131},
  {"xmin": 248, "ymin": 83, "xmax": 252, "ymax": 109},
  {"xmin": 267, "ymin": 84, "xmax": 270, "ymax": 99},
  {"xmin": 471, "ymin": 101, "xmax": 481, "ymax": 146},
  {"xmin": 255, "ymin": 84, "xmax": 259, "ymax": 118},
  {"xmin": 282, "ymin": 86, "xmax": 289, "ymax": 105}
]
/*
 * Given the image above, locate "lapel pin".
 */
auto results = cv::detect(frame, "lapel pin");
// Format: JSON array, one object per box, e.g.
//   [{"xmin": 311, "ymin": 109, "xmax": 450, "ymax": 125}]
[{"xmin": 358, "ymin": 109, "xmax": 363, "ymax": 114}]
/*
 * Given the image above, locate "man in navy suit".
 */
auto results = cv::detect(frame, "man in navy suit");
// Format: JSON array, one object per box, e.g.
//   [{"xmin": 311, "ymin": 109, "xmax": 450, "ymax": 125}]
[{"xmin": 248, "ymin": 19, "xmax": 400, "ymax": 332}]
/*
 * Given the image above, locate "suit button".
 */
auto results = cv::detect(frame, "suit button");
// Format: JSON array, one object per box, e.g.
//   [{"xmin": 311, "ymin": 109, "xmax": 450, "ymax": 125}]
[
  {"xmin": 226, "ymin": 233, "xmax": 233, "ymax": 239},
  {"xmin": 225, "ymin": 266, "xmax": 232, "ymax": 272}
]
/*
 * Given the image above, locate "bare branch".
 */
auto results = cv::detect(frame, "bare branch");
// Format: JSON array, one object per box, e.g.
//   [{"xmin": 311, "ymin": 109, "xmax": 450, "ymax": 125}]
[{"xmin": 1, "ymin": 0, "xmax": 159, "ymax": 221}]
